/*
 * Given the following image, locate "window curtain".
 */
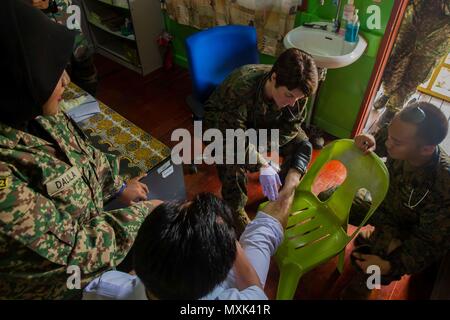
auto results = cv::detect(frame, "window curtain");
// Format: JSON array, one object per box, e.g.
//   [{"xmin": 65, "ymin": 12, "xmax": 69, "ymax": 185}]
[{"xmin": 163, "ymin": 0, "xmax": 301, "ymax": 56}]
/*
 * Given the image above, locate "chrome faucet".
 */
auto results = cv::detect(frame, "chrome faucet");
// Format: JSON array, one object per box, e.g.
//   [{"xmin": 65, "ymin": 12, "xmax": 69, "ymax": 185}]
[
  {"xmin": 320, "ymin": 0, "xmax": 342, "ymax": 33},
  {"xmin": 332, "ymin": 0, "xmax": 342, "ymax": 33}
]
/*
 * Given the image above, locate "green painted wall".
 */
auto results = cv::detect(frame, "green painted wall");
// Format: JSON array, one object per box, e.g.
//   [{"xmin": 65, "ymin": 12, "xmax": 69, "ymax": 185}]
[
  {"xmin": 302, "ymin": 0, "xmax": 394, "ymax": 138},
  {"xmin": 163, "ymin": 14, "xmax": 278, "ymax": 67},
  {"xmin": 164, "ymin": 0, "xmax": 394, "ymax": 137}
]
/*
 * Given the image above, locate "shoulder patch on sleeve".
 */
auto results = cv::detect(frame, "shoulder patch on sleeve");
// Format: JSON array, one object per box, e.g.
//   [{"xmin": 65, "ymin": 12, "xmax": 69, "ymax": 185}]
[{"xmin": 0, "ymin": 177, "xmax": 8, "ymax": 190}]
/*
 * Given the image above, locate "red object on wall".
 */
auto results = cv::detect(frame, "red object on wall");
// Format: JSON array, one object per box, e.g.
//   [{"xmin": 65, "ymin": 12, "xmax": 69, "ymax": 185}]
[
  {"xmin": 164, "ymin": 45, "xmax": 173, "ymax": 70},
  {"xmin": 157, "ymin": 32, "xmax": 174, "ymax": 70},
  {"xmin": 298, "ymin": 0, "xmax": 308, "ymax": 12}
]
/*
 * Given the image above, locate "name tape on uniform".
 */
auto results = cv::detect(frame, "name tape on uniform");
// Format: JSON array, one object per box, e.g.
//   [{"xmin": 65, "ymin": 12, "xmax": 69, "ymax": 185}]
[{"xmin": 46, "ymin": 167, "xmax": 82, "ymax": 196}]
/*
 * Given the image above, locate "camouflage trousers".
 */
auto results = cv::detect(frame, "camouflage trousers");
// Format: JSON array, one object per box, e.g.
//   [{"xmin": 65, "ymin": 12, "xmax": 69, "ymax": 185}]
[
  {"xmin": 381, "ymin": 3, "xmax": 450, "ymax": 112},
  {"xmin": 216, "ymin": 137, "xmax": 306, "ymax": 236},
  {"xmin": 0, "ymin": 269, "xmax": 97, "ymax": 299},
  {"xmin": 348, "ymin": 194, "xmax": 434, "ymax": 284},
  {"xmin": 350, "ymin": 235, "xmax": 403, "ymax": 285},
  {"xmin": 347, "ymin": 196, "xmax": 403, "ymax": 284}
]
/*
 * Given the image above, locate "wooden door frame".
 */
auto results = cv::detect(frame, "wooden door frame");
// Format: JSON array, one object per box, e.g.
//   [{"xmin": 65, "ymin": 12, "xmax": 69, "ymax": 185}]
[{"xmin": 351, "ymin": 0, "xmax": 411, "ymax": 136}]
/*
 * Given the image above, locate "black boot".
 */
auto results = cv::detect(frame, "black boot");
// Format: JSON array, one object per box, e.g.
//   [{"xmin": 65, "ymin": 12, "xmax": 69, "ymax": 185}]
[
  {"xmin": 340, "ymin": 271, "xmax": 373, "ymax": 300},
  {"xmin": 70, "ymin": 53, "xmax": 98, "ymax": 97},
  {"xmin": 373, "ymin": 94, "xmax": 389, "ymax": 110},
  {"xmin": 317, "ymin": 185, "xmax": 339, "ymax": 201},
  {"xmin": 308, "ymin": 125, "xmax": 325, "ymax": 150},
  {"xmin": 234, "ymin": 209, "xmax": 251, "ymax": 238},
  {"xmin": 376, "ymin": 109, "xmax": 396, "ymax": 127}
]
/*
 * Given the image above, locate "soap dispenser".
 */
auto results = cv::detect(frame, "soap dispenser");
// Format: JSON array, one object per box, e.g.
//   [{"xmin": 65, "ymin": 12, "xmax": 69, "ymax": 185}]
[{"xmin": 345, "ymin": 9, "xmax": 359, "ymax": 43}]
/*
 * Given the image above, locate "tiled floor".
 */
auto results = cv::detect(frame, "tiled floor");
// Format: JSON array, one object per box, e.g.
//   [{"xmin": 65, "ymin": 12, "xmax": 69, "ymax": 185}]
[{"xmin": 93, "ymin": 55, "xmax": 436, "ymax": 300}]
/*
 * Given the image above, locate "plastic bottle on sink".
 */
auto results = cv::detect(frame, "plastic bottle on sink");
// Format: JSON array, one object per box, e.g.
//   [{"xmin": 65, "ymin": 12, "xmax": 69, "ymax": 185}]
[
  {"xmin": 351, "ymin": 9, "xmax": 360, "ymax": 42},
  {"xmin": 345, "ymin": 9, "xmax": 359, "ymax": 43},
  {"xmin": 343, "ymin": 0, "xmax": 355, "ymax": 23}
]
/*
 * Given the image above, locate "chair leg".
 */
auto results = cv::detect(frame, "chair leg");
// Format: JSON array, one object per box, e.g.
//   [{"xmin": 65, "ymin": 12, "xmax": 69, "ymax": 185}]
[
  {"xmin": 276, "ymin": 264, "xmax": 303, "ymax": 300},
  {"xmin": 188, "ymin": 164, "xmax": 198, "ymax": 174},
  {"xmin": 337, "ymin": 249, "xmax": 345, "ymax": 273}
]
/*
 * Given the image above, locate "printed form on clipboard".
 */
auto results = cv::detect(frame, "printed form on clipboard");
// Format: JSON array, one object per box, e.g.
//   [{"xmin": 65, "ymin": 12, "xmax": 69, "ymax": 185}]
[{"xmin": 60, "ymin": 85, "xmax": 101, "ymax": 122}]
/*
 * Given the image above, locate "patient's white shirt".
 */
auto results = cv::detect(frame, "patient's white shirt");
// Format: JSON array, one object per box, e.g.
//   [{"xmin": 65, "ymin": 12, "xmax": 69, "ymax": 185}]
[{"xmin": 83, "ymin": 211, "xmax": 283, "ymax": 300}]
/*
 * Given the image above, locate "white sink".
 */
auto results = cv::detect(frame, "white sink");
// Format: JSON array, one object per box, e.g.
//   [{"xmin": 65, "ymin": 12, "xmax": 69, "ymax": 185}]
[{"xmin": 283, "ymin": 22, "xmax": 367, "ymax": 69}]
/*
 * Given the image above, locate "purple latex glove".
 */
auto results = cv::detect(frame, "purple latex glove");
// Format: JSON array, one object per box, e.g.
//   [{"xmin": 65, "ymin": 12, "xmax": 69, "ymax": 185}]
[{"xmin": 259, "ymin": 164, "xmax": 282, "ymax": 201}]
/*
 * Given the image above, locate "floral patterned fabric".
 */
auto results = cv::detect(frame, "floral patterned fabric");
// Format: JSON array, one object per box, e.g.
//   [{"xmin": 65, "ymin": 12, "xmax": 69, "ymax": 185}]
[
  {"xmin": 63, "ymin": 83, "xmax": 171, "ymax": 180},
  {"xmin": 163, "ymin": 0, "xmax": 301, "ymax": 56}
]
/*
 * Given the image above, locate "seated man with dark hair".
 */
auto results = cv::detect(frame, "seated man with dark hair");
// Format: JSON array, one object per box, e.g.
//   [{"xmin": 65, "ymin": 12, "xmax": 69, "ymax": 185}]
[
  {"xmin": 83, "ymin": 189, "xmax": 294, "ymax": 300},
  {"xmin": 343, "ymin": 101, "xmax": 450, "ymax": 298}
]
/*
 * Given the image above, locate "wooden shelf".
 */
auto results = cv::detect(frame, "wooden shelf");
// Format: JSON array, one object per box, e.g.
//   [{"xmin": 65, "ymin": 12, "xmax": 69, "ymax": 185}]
[
  {"xmin": 97, "ymin": 45, "xmax": 142, "ymax": 74},
  {"xmin": 83, "ymin": 0, "xmax": 163, "ymax": 76},
  {"xmin": 97, "ymin": 0, "xmax": 129, "ymax": 10},
  {"xmin": 88, "ymin": 18, "xmax": 135, "ymax": 41}
]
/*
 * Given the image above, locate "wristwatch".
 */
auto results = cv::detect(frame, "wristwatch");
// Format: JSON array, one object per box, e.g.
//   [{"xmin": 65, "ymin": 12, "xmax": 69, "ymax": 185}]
[{"xmin": 115, "ymin": 182, "xmax": 127, "ymax": 198}]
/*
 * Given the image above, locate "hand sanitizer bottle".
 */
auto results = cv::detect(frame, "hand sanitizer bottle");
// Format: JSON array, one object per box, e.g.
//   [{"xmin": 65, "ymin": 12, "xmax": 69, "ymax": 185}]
[
  {"xmin": 345, "ymin": 9, "xmax": 359, "ymax": 42},
  {"xmin": 351, "ymin": 9, "xmax": 360, "ymax": 42},
  {"xmin": 345, "ymin": 21, "xmax": 354, "ymax": 42}
]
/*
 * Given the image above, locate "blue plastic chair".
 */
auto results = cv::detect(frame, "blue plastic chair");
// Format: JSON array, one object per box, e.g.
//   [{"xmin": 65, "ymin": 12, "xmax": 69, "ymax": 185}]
[{"xmin": 185, "ymin": 25, "xmax": 259, "ymax": 119}]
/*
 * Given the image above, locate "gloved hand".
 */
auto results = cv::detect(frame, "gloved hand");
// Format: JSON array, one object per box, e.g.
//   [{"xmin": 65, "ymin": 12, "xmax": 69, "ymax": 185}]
[{"xmin": 259, "ymin": 163, "xmax": 282, "ymax": 201}]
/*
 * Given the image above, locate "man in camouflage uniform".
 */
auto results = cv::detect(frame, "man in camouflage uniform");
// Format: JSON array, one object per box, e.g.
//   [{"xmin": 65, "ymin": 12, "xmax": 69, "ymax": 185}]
[
  {"xmin": 374, "ymin": 0, "xmax": 450, "ymax": 126},
  {"xmin": 344, "ymin": 101, "xmax": 449, "ymax": 298},
  {"xmin": 204, "ymin": 48, "xmax": 319, "ymax": 235},
  {"xmin": 0, "ymin": 0, "xmax": 157, "ymax": 299},
  {"xmin": 30, "ymin": 0, "xmax": 98, "ymax": 96}
]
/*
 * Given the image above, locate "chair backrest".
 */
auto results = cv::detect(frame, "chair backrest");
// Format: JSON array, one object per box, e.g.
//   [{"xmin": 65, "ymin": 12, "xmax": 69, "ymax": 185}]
[
  {"xmin": 185, "ymin": 25, "xmax": 259, "ymax": 103},
  {"xmin": 298, "ymin": 139, "xmax": 389, "ymax": 232}
]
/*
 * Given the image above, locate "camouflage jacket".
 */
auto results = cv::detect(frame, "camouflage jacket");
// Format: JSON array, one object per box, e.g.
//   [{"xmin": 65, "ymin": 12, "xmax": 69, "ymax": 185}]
[
  {"xmin": 45, "ymin": 0, "xmax": 90, "ymax": 56},
  {"xmin": 355, "ymin": 127, "xmax": 450, "ymax": 277},
  {"xmin": 0, "ymin": 112, "xmax": 154, "ymax": 299},
  {"xmin": 204, "ymin": 64, "xmax": 309, "ymax": 170}
]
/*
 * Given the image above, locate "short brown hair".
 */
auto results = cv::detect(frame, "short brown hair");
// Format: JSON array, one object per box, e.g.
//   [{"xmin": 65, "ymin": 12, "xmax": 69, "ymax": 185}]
[
  {"xmin": 399, "ymin": 101, "xmax": 449, "ymax": 146},
  {"xmin": 269, "ymin": 48, "xmax": 318, "ymax": 97}
]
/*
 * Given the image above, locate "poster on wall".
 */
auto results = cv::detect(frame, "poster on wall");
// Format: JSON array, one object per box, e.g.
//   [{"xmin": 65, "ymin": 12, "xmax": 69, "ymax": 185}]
[{"xmin": 418, "ymin": 53, "xmax": 450, "ymax": 103}]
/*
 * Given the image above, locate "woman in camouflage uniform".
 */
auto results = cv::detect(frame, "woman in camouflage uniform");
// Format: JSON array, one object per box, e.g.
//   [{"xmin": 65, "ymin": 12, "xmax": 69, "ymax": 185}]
[
  {"xmin": 204, "ymin": 49, "xmax": 318, "ymax": 235},
  {"xmin": 0, "ymin": 0, "xmax": 157, "ymax": 299}
]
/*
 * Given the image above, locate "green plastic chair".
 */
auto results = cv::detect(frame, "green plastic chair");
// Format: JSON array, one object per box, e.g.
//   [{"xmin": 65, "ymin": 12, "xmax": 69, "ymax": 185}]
[{"xmin": 260, "ymin": 139, "xmax": 389, "ymax": 300}]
